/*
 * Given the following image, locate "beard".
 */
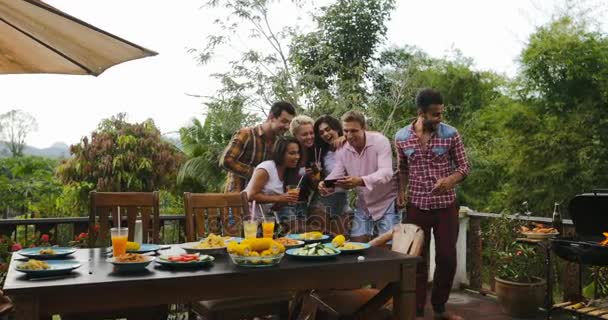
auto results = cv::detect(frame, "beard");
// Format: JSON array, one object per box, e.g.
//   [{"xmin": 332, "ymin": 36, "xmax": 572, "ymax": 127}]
[{"xmin": 422, "ymin": 119, "xmax": 438, "ymax": 132}]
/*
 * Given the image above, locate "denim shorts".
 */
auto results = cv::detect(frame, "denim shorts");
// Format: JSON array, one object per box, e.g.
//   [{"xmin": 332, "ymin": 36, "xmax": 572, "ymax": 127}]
[
  {"xmin": 350, "ymin": 201, "xmax": 401, "ymax": 237},
  {"xmin": 317, "ymin": 192, "xmax": 348, "ymax": 217}
]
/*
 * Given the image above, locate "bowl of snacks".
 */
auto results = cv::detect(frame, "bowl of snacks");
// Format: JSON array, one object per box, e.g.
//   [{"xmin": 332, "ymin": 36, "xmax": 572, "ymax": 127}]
[
  {"xmin": 181, "ymin": 233, "xmax": 241, "ymax": 254},
  {"xmin": 276, "ymin": 237, "xmax": 305, "ymax": 248},
  {"xmin": 156, "ymin": 253, "xmax": 215, "ymax": 269},
  {"xmin": 287, "ymin": 231, "xmax": 329, "ymax": 243},
  {"xmin": 17, "ymin": 247, "xmax": 76, "ymax": 259},
  {"xmin": 286, "ymin": 242, "xmax": 340, "ymax": 259},
  {"xmin": 16, "ymin": 259, "xmax": 81, "ymax": 277},
  {"xmin": 227, "ymin": 238, "xmax": 285, "ymax": 267},
  {"xmin": 108, "ymin": 253, "xmax": 154, "ymax": 272}
]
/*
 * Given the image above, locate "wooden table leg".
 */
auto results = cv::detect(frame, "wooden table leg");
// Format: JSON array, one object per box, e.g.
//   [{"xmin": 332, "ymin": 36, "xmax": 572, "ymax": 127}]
[
  {"xmin": 394, "ymin": 262, "xmax": 416, "ymax": 320},
  {"xmin": 13, "ymin": 295, "xmax": 39, "ymax": 320}
]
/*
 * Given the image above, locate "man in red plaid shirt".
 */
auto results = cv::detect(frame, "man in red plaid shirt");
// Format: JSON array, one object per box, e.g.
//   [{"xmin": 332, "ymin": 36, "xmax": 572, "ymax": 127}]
[
  {"xmin": 395, "ymin": 88, "xmax": 469, "ymax": 320},
  {"xmin": 220, "ymin": 102, "xmax": 296, "ymax": 193}
]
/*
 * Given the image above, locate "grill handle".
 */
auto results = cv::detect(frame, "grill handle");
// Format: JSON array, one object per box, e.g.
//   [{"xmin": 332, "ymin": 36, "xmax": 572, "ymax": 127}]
[{"xmin": 591, "ymin": 188, "xmax": 608, "ymax": 195}]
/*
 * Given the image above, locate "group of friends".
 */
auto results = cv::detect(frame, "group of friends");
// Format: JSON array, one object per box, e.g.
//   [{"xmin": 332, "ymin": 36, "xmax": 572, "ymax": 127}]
[{"xmin": 219, "ymin": 88, "xmax": 470, "ymax": 320}]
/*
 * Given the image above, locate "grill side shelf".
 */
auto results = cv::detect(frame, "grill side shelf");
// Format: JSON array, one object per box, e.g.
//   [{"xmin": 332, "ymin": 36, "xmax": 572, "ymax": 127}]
[{"xmin": 552, "ymin": 301, "xmax": 608, "ymax": 318}]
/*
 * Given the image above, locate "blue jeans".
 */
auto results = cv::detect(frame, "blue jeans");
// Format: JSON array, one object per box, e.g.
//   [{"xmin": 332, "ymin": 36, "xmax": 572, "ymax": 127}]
[
  {"xmin": 317, "ymin": 192, "xmax": 348, "ymax": 217},
  {"xmin": 351, "ymin": 201, "xmax": 401, "ymax": 237},
  {"xmin": 276, "ymin": 202, "xmax": 307, "ymax": 223}
]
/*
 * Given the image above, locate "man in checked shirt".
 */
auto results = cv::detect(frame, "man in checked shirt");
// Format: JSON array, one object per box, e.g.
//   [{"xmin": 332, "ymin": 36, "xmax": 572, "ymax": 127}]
[
  {"xmin": 395, "ymin": 89, "xmax": 469, "ymax": 320},
  {"xmin": 220, "ymin": 101, "xmax": 296, "ymax": 193}
]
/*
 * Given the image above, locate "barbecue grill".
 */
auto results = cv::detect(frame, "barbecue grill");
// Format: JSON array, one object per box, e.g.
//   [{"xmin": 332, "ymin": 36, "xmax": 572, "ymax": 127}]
[
  {"xmin": 552, "ymin": 190, "xmax": 608, "ymax": 266},
  {"xmin": 549, "ymin": 190, "xmax": 608, "ymax": 319}
]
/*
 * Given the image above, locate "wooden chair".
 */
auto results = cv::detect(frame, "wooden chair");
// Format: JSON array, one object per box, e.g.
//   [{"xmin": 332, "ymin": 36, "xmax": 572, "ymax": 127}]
[
  {"xmin": 88, "ymin": 191, "xmax": 161, "ymax": 247},
  {"xmin": 0, "ymin": 289, "xmax": 13, "ymax": 318},
  {"xmin": 184, "ymin": 191, "xmax": 293, "ymax": 320},
  {"xmin": 60, "ymin": 191, "xmax": 165, "ymax": 320},
  {"xmin": 307, "ymin": 223, "xmax": 424, "ymax": 320}
]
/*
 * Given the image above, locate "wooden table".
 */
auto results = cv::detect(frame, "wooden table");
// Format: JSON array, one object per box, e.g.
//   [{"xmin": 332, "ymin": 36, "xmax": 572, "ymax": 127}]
[{"xmin": 3, "ymin": 246, "xmax": 418, "ymax": 319}]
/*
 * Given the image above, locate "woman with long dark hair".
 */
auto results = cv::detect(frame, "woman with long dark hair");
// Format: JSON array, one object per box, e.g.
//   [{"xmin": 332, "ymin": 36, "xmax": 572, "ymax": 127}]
[
  {"xmin": 313, "ymin": 115, "xmax": 350, "ymax": 236},
  {"xmin": 245, "ymin": 136, "xmax": 303, "ymax": 215}
]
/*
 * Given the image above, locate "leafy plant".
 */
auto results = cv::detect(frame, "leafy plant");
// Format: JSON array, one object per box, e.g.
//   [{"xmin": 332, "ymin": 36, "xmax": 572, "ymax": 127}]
[{"xmin": 496, "ymin": 242, "xmax": 542, "ymax": 283}]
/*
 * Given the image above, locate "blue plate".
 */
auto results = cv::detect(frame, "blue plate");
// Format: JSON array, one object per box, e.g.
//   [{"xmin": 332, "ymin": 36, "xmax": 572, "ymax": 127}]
[
  {"xmin": 285, "ymin": 247, "xmax": 341, "ymax": 260},
  {"xmin": 181, "ymin": 237, "xmax": 243, "ymax": 254},
  {"xmin": 128, "ymin": 244, "xmax": 161, "ymax": 254},
  {"xmin": 17, "ymin": 247, "xmax": 76, "ymax": 259},
  {"xmin": 287, "ymin": 234, "xmax": 330, "ymax": 243},
  {"xmin": 327, "ymin": 242, "xmax": 371, "ymax": 253},
  {"xmin": 15, "ymin": 260, "xmax": 81, "ymax": 277},
  {"xmin": 108, "ymin": 256, "xmax": 155, "ymax": 272},
  {"xmin": 156, "ymin": 254, "xmax": 215, "ymax": 269}
]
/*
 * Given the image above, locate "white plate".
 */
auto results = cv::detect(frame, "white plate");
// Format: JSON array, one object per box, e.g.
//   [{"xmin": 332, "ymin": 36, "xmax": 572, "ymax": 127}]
[{"xmin": 520, "ymin": 231, "xmax": 559, "ymax": 239}]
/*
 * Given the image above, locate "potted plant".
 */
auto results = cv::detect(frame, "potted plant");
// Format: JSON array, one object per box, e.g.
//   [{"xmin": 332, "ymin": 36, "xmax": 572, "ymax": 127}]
[{"xmin": 494, "ymin": 242, "xmax": 546, "ymax": 318}]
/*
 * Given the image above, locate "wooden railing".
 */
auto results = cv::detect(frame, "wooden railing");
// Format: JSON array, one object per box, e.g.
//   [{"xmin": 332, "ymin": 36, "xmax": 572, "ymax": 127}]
[
  {"xmin": 0, "ymin": 215, "xmax": 187, "ymax": 246},
  {"xmin": 465, "ymin": 211, "xmax": 580, "ymax": 301}
]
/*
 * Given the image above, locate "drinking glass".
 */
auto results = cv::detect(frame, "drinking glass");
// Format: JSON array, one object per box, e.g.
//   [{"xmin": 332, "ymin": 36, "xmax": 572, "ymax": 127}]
[{"xmin": 110, "ymin": 227, "xmax": 128, "ymax": 257}]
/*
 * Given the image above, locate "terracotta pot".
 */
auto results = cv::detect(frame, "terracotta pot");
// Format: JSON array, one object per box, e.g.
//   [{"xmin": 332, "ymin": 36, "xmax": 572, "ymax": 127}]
[{"xmin": 494, "ymin": 276, "xmax": 546, "ymax": 318}]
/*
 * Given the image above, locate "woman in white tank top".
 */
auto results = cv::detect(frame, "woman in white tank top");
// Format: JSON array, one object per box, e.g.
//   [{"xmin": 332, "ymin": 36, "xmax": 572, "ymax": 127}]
[{"xmin": 245, "ymin": 136, "xmax": 303, "ymax": 215}]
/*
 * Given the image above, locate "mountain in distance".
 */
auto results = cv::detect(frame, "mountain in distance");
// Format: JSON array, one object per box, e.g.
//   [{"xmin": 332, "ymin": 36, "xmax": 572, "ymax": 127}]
[{"xmin": 0, "ymin": 141, "xmax": 70, "ymax": 158}]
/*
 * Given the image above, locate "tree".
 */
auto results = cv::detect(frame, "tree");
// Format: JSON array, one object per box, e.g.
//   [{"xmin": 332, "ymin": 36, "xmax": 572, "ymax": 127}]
[
  {"xmin": 178, "ymin": 96, "xmax": 260, "ymax": 192},
  {"xmin": 0, "ymin": 156, "xmax": 62, "ymax": 217},
  {"xmin": 193, "ymin": 0, "xmax": 305, "ymax": 113},
  {"xmin": 290, "ymin": 0, "xmax": 395, "ymax": 114},
  {"xmin": 57, "ymin": 114, "xmax": 185, "ymax": 196},
  {"xmin": 0, "ymin": 109, "xmax": 38, "ymax": 157}
]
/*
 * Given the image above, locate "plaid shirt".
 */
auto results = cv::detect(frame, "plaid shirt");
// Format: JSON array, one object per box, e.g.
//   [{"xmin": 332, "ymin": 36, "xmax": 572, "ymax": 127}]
[
  {"xmin": 395, "ymin": 122, "xmax": 469, "ymax": 210},
  {"xmin": 220, "ymin": 124, "xmax": 275, "ymax": 193}
]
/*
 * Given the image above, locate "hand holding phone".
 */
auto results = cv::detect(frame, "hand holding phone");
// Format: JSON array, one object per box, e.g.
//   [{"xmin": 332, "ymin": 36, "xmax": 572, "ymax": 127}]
[{"xmin": 324, "ymin": 179, "xmax": 338, "ymax": 188}]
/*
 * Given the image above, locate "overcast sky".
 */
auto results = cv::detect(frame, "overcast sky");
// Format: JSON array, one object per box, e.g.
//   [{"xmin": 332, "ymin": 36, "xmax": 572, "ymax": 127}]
[{"xmin": 0, "ymin": 0, "xmax": 605, "ymax": 148}]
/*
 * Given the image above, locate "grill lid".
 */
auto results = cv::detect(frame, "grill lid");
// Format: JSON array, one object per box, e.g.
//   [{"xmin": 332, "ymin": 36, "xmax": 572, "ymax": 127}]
[{"xmin": 569, "ymin": 190, "xmax": 608, "ymax": 241}]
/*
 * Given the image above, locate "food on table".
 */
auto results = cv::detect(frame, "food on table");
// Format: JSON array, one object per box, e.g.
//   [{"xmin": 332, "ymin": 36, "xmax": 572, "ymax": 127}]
[
  {"xmin": 227, "ymin": 238, "xmax": 285, "ymax": 265},
  {"xmin": 115, "ymin": 253, "xmax": 146, "ymax": 263},
  {"xmin": 160, "ymin": 253, "xmax": 211, "ymax": 263},
  {"xmin": 331, "ymin": 234, "xmax": 346, "ymax": 247},
  {"xmin": 18, "ymin": 259, "xmax": 50, "ymax": 270},
  {"xmin": 126, "ymin": 241, "xmax": 141, "ymax": 251},
  {"xmin": 300, "ymin": 231, "xmax": 323, "ymax": 240},
  {"xmin": 39, "ymin": 248, "xmax": 56, "ymax": 255},
  {"xmin": 519, "ymin": 222, "xmax": 558, "ymax": 234},
  {"xmin": 276, "ymin": 237, "xmax": 302, "ymax": 246},
  {"xmin": 330, "ymin": 235, "xmax": 364, "ymax": 250},
  {"xmin": 291, "ymin": 242, "xmax": 339, "ymax": 256},
  {"xmin": 341, "ymin": 243, "xmax": 365, "ymax": 250},
  {"xmin": 194, "ymin": 233, "xmax": 227, "ymax": 249}
]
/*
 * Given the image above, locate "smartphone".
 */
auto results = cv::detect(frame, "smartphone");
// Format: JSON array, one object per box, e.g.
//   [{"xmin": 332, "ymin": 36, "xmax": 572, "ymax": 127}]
[{"xmin": 324, "ymin": 179, "xmax": 339, "ymax": 188}]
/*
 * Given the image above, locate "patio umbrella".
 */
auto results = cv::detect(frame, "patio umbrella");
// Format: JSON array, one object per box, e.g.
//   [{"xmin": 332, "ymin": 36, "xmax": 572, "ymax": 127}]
[{"xmin": 0, "ymin": 0, "xmax": 157, "ymax": 76}]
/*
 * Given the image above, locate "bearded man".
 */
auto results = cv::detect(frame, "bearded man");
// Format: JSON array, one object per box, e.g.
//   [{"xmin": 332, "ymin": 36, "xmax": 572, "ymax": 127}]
[{"xmin": 395, "ymin": 88, "xmax": 469, "ymax": 320}]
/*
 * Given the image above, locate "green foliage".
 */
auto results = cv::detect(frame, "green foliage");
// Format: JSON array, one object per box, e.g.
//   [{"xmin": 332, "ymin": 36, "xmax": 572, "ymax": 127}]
[
  {"xmin": 368, "ymin": 46, "xmax": 506, "ymax": 137},
  {"xmin": 178, "ymin": 98, "xmax": 259, "ymax": 192},
  {"xmin": 496, "ymin": 242, "xmax": 542, "ymax": 283},
  {"xmin": 462, "ymin": 16, "xmax": 608, "ymax": 213},
  {"xmin": 56, "ymin": 113, "xmax": 185, "ymax": 209},
  {"xmin": 290, "ymin": 0, "xmax": 395, "ymax": 111},
  {"xmin": 0, "ymin": 156, "xmax": 63, "ymax": 216},
  {"xmin": 583, "ymin": 267, "xmax": 608, "ymax": 299}
]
